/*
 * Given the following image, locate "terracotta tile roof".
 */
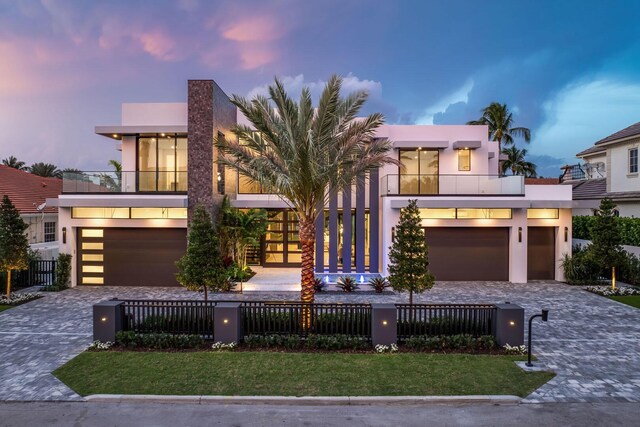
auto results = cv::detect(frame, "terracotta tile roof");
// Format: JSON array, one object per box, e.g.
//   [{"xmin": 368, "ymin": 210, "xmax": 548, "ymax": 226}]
[
  {"xmin": 525, "ymin": 178, "xmax": 560, "ymax": 185},
  {"xmin": 0, "ymin": 166, "xmax": 62, "ymax": 214},
  {"xmin": 595, "ymin": 121, "xmax": 640, "ymax": 145}
]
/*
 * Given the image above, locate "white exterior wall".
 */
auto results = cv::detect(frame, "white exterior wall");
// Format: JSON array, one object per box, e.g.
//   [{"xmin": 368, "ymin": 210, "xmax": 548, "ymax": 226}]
[
  {"xmin": 122, "ymin": 103, "xmax": 187, "ymax": 126},
  {"xmin": 609, "ymin": 139, "xmax": 640, "ymax": 193}
]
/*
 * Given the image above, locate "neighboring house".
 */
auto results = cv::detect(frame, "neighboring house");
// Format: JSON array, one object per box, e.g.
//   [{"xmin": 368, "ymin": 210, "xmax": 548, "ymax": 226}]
[
  {"xmin": 48, "ymin": 79, "xmax": 572, "ymax": 288},
  {"xmin": 0, "ymin": 165, "xmax": 61, "ymax": 258},
  {"xmin": 564, "ymin": 121, "xmax": 640, "ymax": 216}
]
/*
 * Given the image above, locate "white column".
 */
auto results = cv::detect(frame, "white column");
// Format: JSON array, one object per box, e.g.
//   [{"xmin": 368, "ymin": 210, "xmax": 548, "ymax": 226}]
[
  {"xmin": 509, "ymin": 208, "xmax": 528, "ymax": 283},
  {"xmin": 556, "ymin": 208, "xmax": 573, "ymax": 281}
]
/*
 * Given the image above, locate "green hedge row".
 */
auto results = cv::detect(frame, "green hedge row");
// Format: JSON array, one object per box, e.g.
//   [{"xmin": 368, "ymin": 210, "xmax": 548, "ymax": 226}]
[{"xmin": 573, "ymin": 216, "xmax": 640, "ymax": 246}]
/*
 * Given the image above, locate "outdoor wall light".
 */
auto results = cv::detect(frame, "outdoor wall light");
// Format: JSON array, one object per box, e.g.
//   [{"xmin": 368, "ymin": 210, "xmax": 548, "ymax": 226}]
[
  {"xmin": 223, "ymin": 319, "xmax": 229, "ymax": 324},
  {"xmin": 509, "ymin": 320, "xmax": 516, "ymax": 326},
  {"xmin": 518, "ymin": 227, "xmax": 522, "ymax": 242},
  {"xmin": 382, "ymin": 320, "xmax": 388, "ymax": 326},
  {"xmin": 564, "ymin": 227, "xmax": 568, "ymax": 242},
  {"xmin": 100, "ymin": 317, "xmax": 107, "ymax": 322},
  {"xmin": 62, "ymin": 227, "xmax": 67, "ymax": 244}
]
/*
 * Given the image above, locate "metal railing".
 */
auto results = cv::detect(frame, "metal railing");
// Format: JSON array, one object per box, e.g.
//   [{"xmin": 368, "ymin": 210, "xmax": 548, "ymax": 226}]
[
  {"xmin": 62, "ymin": 171, "xmax": 187, "ymax": 193},
  {"xmin": 396, "ymin": 304, "xmax": 495, "ymax": 340},
  {"xmin": 11, "ymin": 260, "xmax": 57, "ymax": 288},
  {"xmin": 381, "ymin": 174, "xmax": 524, "ymax": 196},
  {"xmin": 121, "ymin": 299, "xmax": 218, "ymax": 339}
]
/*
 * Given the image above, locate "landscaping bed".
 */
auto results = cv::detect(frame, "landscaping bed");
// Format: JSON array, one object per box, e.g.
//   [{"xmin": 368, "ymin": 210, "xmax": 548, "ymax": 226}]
[
  {"xmin": 54, "ymin": 351, "xmax": 553, "ymax": 398},
  {"xmin": 0, "ymin": 293, "xmax": 41, "ymax": 307}
]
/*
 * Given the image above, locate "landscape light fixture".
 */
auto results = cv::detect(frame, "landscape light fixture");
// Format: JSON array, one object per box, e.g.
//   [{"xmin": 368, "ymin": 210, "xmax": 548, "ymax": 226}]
[{"xmin": 526, "ymin": 309, "xmax": 549, "ymax": 367}]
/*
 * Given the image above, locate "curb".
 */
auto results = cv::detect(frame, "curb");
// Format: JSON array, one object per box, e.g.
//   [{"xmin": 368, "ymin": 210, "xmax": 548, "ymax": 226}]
[{"xmin": 84, "ymin": 394, "xmax": 522, "ymax": 405}]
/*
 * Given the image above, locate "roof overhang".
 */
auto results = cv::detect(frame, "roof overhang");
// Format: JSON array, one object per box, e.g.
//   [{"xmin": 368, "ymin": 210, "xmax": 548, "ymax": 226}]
[
  {"xmin": 393, "ymin": 141, "xmax": 449, "ymax": 149},
  {"xmin": 452, "ymin": 140, "xmax": 481, "ymax": 150},
  {"xmin": 95, "ymin": 126, "xmax": 188, "ymax": 140},
  {"xmin": 388, "ymin": 198, "xmax": 572, "ymax": 209},
  {"xmin": 49, "ymin": 195, "xmax": 187, "ymax": 208}
]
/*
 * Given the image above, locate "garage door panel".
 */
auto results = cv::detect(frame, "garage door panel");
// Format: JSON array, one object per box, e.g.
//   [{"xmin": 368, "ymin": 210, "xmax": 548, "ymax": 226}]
[
  {"xmin": 527, "ymin": 227, "xmax": 555, "ymax": 280},
  {"xmin": 425, "ymin": 227, "xmax": 509, "ymax": 281}
]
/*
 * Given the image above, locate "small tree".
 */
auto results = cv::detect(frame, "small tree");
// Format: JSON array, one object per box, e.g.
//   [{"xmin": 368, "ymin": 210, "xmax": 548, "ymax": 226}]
[
  {"xmin": 176, "ymin": 205, "xmax": 226, "ymax": 300},
  {"xmin": 590, "ymin": 197, "xmax": 623, "ymax": 289},
  {"xmin": 388, "ymin": 199, "xmax": 435, "ymax": 304},
  {"xmin": 219, "ymin": 197, "xmax": 268, "ymax": 272},
  {"xmin": 0, "ymin": 195, "xmax": 29, "ymax": 298}
]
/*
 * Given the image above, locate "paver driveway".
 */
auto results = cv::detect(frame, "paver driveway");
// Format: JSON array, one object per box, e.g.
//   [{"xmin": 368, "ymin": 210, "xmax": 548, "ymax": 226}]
[{"xmin": 0, "ymin": 282, "xmax": 638, "ymax": 402}]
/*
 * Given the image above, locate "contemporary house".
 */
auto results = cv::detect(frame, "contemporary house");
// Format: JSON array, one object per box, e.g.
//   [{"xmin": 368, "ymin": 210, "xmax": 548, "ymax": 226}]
[
  {"xmin": 49, "ymin": 79, "xmax": 572, "ymax": 288},
  {"xmin": 1, "ymin": 165, "xmax": 61, "ymax": 259},
  {"xmin": 563, "ymin": 120, "xmax": 640, "ymax": 216}
]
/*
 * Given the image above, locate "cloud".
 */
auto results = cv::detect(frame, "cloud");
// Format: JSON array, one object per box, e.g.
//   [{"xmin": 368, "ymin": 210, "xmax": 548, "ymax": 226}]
[
  {"xmin": 414, "ymin": 79, "xmax": 474, "ymax": 125},
  {"xmin": 533, "ymin": 79, "xmax": 640, "ymax": 161},
  {"xmin": 222, "ymin": 16, "xmax": 286, "ymax": 42}
]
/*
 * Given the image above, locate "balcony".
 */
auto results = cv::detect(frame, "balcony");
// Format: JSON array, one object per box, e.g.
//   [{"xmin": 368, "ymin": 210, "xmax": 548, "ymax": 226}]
[
  {"xmin": 62, "ymin": 171, "xmax": 187, "ymax": 193},
  {"xmin": 381, "ymin": 174, "xmax": 524, "ymax": 196}
]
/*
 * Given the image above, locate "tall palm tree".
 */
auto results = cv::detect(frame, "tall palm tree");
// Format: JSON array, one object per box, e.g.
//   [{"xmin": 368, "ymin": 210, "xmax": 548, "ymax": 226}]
[
  {"xmin": 28, "ymin": 162, "xmax": 62, "ymax": 178},
  {"xmin": 217, "ymin": 75, "xmax": 397, "ymax": 303},
  {"xmin": 501, "ymin": 146, "xmax": 537, "ymax": 177},
  {"xmin": 467, "ymin": 102, "xmax": 531, "ymax": 153},
  {"xmin": 2, "ymin": 156, "xmax": 27, "ymax": 171}
]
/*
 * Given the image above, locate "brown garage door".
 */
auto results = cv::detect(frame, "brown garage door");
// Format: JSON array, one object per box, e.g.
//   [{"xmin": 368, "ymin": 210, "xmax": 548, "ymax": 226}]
[
  {"xmin": 78, "ymin": 228, "xmax": 187, "ymax": 287},
  {"xmin": 527, "ymin": 227, "xmax": 555, "ymax": 280},
  {"xmin": 425, "ymin": 227, "xmax": 509, "ymax": 281}
]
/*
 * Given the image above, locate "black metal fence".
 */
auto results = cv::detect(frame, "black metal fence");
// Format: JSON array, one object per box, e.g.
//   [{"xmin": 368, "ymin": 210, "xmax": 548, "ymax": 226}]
[
  {"xmin": 121, "ymin": 299, "xmax": 219, "ymax": 340},
  {"xmin": 11, "ymin": 260, "xmax": 57, "ymax": 288},
  {"xmin": 242, "ymin": 302, "xmax": 371, "ymax": 338},
  {"xmin": 396, "ymin": 304, "xmax": 495, "ymax": 340},
  {"xmin": 116, "ymin": 299, "xmax": 496, "ymax": 341}
]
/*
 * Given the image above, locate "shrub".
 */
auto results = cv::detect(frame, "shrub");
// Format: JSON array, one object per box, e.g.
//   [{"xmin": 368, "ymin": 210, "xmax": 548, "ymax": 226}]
[
  {"xmin": 336, "ymin": 276, "xmax": 358, "ymax": 292},
  {"xmin": 313, "ymin": 277, "xmax": 325, "ymax": 293},
  {"xmin": 560, "ymin": 246, "xmax": 605, "ymax": 285},
  {"xmin": 368, "ymin": 277, "xmax": 390, "ymax": 293},
  {"xmin": 585, "ymin": 285, "xmax": 640, "ymax": 297},
  {"xmin": 503, "ymin": 344, "xmax": 527, "ymax": 355},
  {"xmin": 42, "ymin": 253, "xmax": 72, "ymax": 292},
  {"xmin": 574, "ymin": 215, "xmax": 640, "ymax": 247},
  {"xmin": 404, "ymin": 334, "xmax": 497, "ymax": 351},
  {"xmin": 243, "ymin": 334, "xmax": 370, "ymax": 350},
  {"xmin": 243, "ymin": 334, "xmax": 302, "ymax": 350},
  {"xmin": 115, "ymin": 331, "xmax": 203, "ymax": 349}
]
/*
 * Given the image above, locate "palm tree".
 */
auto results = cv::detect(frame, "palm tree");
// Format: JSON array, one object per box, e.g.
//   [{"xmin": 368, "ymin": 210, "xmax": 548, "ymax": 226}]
[
  {"xmin": 28, "ymin": 162, "xmax": 62, "ymax": 178},
  {"xmin": 501, "ymin": 146, "xmax": 537, "ymax": 177},
  {"xmin": 467, "ymin": 102, "xmax": 531, "ymax": 153},
  {"xmin": 217, "ymin": 75, "xmax": 397, "ymax": 303},
  {"xmin": 2, "ymin": 156, "xmax": 27, "ymax": 171}
]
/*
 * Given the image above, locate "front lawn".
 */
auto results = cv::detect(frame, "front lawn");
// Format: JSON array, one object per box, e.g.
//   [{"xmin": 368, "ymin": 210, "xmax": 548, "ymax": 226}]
[
  {"xmin": 54, "ymin": 352, "xmax": 553, "ymax": 397},
  {"xmin": 0, "ymin": 305, "xmax": 12, "ymax": 313},
  {"xmin": 609, "ymin": 295, "xmax": 640, "ymax": 309}
]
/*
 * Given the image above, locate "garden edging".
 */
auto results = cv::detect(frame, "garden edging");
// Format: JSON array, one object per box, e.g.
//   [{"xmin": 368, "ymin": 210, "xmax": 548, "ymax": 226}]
[{"xmin": 84, "ymin": 394, "xmax": 522, "ymax": 405}]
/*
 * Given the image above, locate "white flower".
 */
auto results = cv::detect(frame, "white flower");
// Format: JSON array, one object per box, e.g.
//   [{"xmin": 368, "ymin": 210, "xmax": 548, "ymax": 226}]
[
  {"xmin": 504, "ymin": 343, "xmax": 527, "ymax": 355},
  {"xmin": 374, "ymin": 344, "xmax": 398, "ymax": 353},
  {"xmin": 0, "ymin": 293, "xmax": 41, "ymax": 306},
  {"xmin": 88, "ymin": 340, "xmax": 113, "ymax": 351},
  {"xmin": 586, "ymin": 286, "xmax": 640, "ymax": 297},
  {"xmin": 211, "ymin": 341, "xmax": 237, "ymax": 351}
]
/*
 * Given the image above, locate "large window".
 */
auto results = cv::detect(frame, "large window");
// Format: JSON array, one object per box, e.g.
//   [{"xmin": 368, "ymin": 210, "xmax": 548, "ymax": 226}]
[
  {"xmin": 458, "ymin": 149, "xmax": 471, "ymax": 171},
  {"xmin": 72, "ymin": 207, "xmax": 187, "ymax": 219},
  {"xmin": 138, "ymin": 135, "xmax": 187, "ymax": 192},
  {"xmin": 399, "ymin": 149, "xmax": 439, "ymax": 194},
  {"xmin": 419, "ymin": 208, "xmax": 512, "ymax": 219},
  {"xmin": 629, "ymin": 148, "xmax": 638, "ymax": 174}
]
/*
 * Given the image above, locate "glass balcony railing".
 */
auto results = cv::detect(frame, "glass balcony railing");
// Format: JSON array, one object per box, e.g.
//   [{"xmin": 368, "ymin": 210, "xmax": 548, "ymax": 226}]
[
  {"xmin": 381, "ymin": 174, "xmax": 525, "ymax": 196},
  {"xmin": 62, "ymin": 171, "xmax": 188, "ymax": 193}
]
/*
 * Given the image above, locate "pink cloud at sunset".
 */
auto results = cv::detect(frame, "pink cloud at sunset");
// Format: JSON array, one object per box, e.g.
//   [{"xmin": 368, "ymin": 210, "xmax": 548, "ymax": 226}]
[{"xmin": 222, "ymin": 16, "xmax": 287, "ymax": 43}]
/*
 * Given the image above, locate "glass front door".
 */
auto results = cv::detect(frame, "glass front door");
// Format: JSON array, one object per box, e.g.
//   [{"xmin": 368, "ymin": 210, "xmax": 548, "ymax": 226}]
[{"xmin": 263, "ymin": 210, "xmax": 301, "ymax": 267}]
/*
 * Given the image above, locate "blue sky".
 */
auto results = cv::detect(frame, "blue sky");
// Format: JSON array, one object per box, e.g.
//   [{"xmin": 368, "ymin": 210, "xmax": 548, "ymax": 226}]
[{"xmin": 1, "ymin": 0, "xmax": 639, "ymax": 177}]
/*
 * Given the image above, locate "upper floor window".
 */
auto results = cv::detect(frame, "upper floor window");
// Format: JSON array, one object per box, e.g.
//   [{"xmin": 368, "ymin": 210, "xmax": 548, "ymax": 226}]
[
  {"xmin": 44, "ymin": 221, "xmax": 56, "ymax": 242},
  {"xmin": 138, "ymin": 135, "xmax": 187, "ymax": 192},
  {"xmin": 629, "ymin": 148, "xmax": 638, "ymax": 174},
  {"xmin": 399, "ymin": 148, "xmax": 439, "ymax": 194},
  {"xmin": 458, "ymin": 149, "xmax": 471, "ymax": 171}
]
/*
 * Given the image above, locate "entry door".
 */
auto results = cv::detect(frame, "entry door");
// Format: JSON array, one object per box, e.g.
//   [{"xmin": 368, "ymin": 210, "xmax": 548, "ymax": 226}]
[
  {"xmin": 263, "ymin": 210, "xmax": 301, "ymax": 267},
  {"xmin": 527, "ymin": 227, "xmax": 556, "ymax": 280}
]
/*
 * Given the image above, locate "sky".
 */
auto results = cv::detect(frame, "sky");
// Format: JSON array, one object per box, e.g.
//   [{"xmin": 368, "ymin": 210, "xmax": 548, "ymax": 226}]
[{"xmin": 1, "ymin": 0, "xmax": 640, "ymax": 178}]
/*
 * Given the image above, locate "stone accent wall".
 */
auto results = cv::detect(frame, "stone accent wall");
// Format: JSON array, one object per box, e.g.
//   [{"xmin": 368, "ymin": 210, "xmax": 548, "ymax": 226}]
[{"xmin": 187, "ymin": 79, "xmax": 237, "ymax": 223}]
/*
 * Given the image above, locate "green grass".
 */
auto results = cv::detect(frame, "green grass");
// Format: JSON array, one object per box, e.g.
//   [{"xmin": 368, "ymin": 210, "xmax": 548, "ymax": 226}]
[
  {"xmin": 609, "ymin": 295, "xmax": 640, "ymax": 309},
  {"xmin": 54, "ymin": 352, "xmax": 553, "ymax": 397},
  {"xmin": 0, "ymin": 305, "xmax": 12, "ymax": 313}
]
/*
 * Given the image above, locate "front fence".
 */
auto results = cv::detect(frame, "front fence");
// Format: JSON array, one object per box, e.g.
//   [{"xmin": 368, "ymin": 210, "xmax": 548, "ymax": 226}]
[
  {"xmin": 396, "ymin": 304, "xmax": 495, "ymax": 340},
  {"xmin": 242, "ymin": 302, "xmax": 371, "ymax": 338},
  {"xmin": 13, "ymin": 260, "xmax": 57, "ymax": 288}
]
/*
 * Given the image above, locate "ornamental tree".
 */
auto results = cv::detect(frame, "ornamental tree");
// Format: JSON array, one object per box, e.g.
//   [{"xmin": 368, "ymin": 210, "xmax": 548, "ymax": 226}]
[
  {"xmin": 176, "ymin": 205, "xmax": 226, "ymax": 300},
  {"xmin": 0, "ymin": 195, "xmax": 29, "ymax": 298},
  {"xmin": 387, "ymin": 199, "xmax": 435, "ymax": 304},
  {"xmin": 590, "ymin": 197, "xmax": 624, "ymax": 288}
]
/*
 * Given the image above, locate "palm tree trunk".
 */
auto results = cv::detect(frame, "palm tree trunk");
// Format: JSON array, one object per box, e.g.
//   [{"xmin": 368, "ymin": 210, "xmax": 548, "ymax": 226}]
[
  {"xmin": 299, "ymin": 217, "xmax": 316, "ymax": 303},
  {"xmin": 6, "ymin": 269, "xmax": 11, "ymax": 298}
]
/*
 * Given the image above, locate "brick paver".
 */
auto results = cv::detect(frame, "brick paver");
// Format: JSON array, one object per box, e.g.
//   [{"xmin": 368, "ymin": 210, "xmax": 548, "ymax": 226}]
[{"xmin": 0, "ymin": 281, "xmax": 638, "ymax": 402}]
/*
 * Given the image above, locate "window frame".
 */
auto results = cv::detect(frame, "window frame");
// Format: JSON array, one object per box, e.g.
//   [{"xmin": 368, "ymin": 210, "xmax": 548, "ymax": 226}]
[
  {"xmin": 136, "ymin": 134, "xmax": 187, "ymax": 192},
  {"xmin": 629, "ymin": 147, "xmax": 638, "ymax": 174},
  {"xmin": 44, "ymin": 221, "xmax": 56, "ymax": 242},
  {"xmin": 457, "ymin": 149, "xmax": 471, "ymax": 171}
]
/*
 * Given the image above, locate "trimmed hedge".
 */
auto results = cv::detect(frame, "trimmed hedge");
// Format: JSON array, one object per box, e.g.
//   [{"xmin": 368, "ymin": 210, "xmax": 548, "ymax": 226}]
[
  {"xmin": 573, "ymin": 216, "xmax": 640, "ymax": 246},
  {"xmin": 404, "ymin": 334, "xmax": 497, "ymax": 351}
]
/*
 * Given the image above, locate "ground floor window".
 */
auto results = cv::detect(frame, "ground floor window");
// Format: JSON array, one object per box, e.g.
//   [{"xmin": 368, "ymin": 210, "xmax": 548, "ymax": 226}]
[{"xmin": 44, "ymin": 221, "xmax": 56, "ymax": 242}]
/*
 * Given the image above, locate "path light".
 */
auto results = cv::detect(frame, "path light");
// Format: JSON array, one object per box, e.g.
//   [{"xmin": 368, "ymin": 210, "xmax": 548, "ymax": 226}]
[
  {"xmin": 324, "ymin": 276, "xmax": 329, "ymax": 283},
  {"xmin": 359, "ymin": 275, "xmax": 365, "ymax": 284},
  {"xmin": 526, "ymin": 309, "xmax": 549, "ymax": 367}
]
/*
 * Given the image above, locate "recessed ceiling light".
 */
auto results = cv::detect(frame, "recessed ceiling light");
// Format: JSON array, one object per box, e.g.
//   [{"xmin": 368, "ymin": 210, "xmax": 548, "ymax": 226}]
[
  {"xmin": 160, "ymin": 133, "xmax": 165, "ymax": 137},
  {"xmin": 112, "ymin": 134, "xmax": 118, "ymax": 138}
]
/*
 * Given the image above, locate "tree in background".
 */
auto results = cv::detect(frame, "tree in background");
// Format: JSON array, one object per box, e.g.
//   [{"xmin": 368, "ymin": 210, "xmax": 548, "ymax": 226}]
[
  {"xmin": 2, "ymin": 156, "xmax": 28, "ymax": 171},
  {"xmin": 388, "ymin": 199, "xmax": 435, "ymax": 305},
  {"xmin": 590, "ymin": 198, "xmax": 624, "ymax": 289},
  {"xmin": 501, "ymin": 146, "xmax": 537, "ymax": 177},
  {"xmin": 176, "ymin": 205, "xmax": 226, "ymax": 301},
  {"xmin": 217, "ymin": 75, "xmax": 396, "ymax": 303},
  {"xmin": 467, "ymin": 102, "xmax": 531, "ymax": 154},
  {"xmin": 0, "ymin": 195, "xmax": 29, "ymax": 298},
  {"xmin": 28, "ymin": 162, "xmax": 62, "ymax": 178},
  {"xmin": 219, "ymin": 197, "xmax": 268, "ymax": 274}
]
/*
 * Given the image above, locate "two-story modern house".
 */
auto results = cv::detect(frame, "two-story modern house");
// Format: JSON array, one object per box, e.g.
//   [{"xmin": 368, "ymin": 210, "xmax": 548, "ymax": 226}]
[
  {"xmin": 49, "ymin": 79, "xmax": 572, "ymax": 288},
  {"xmin": 564, "ymin": 121, "xmax": 640, "ymax": 217}
]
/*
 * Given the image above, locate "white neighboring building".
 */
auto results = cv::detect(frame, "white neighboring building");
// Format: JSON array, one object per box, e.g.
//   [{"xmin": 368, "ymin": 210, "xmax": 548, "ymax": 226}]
[
  {"xmin": 566, "ymin": 121, "xmax": 640, "ymax": 217},
  {"xmin": 49, "ymin": 79, "xmax": 572, "ymax": 288}
]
